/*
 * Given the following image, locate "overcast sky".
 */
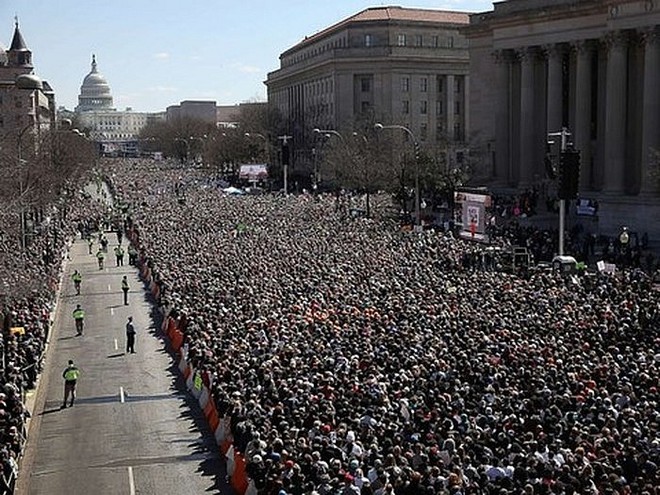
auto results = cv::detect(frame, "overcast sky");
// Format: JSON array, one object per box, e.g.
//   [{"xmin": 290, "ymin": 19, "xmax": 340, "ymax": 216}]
[{"xmin": 1, "ymin": 0, "xmax": 495, "ymax": 113}]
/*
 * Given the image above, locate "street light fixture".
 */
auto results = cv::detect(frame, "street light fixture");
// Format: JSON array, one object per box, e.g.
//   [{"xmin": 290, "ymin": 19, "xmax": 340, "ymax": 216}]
[
  {"xmin": 245, "ymin": 132, "xmax": 270, "ymax": 165},
  {"xmin": 374, "ymin": 123, "xmax": 421, "ymax": 226}
]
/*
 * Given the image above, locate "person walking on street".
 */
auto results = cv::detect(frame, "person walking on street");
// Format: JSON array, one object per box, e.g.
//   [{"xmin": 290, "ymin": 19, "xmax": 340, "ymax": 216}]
[
  {"xmin": 96, "ymin": 248, "xmax": 105, "ymax": 270},
  {"xmin": 87, "ymin": 236, "xmax": 94, "ymax": 255},
  {"xmin": 62, "ymin": 360, "xmax": 80, "ymax": 408},
  {"xmin": 114, "ymin": 244, "xmax": 125, "ymax": 266},
  {"xmin": 72, "ymin": 304, "xmax": 85, "ymax": 336},
  {"xmin": 121, "ymin": 276, "xmax": 130, "ymax": 305},
  {"xmin": 72, "ymin": 270, "xmax": 82, "ymax": 295},
  {"xmin": 126, "ymin": 316, "xmax": 136, "ymax": 354}
]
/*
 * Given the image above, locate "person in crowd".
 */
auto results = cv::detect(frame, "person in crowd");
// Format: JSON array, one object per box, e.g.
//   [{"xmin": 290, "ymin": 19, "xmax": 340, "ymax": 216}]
[{"xmin": 103, "ymin": 158, "xmax": 659, "ymax": 495}]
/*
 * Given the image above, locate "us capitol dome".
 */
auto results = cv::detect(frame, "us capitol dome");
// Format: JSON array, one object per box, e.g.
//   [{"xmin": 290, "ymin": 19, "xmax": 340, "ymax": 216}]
[{"xmin": 75, "ymin": 54, "xmax": 114, "ymax": 112}]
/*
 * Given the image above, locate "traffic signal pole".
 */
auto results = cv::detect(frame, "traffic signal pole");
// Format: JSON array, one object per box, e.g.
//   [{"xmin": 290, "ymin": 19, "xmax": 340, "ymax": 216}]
[{"xmin": 548, "ymin": 128, "xmax": 571, "ymax": 256}]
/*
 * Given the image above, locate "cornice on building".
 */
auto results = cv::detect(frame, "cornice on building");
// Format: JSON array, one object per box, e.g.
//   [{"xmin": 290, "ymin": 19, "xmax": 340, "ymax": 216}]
[{"xmin": 282, "ymin": 6, "xmax": 470, "ymax": 58}]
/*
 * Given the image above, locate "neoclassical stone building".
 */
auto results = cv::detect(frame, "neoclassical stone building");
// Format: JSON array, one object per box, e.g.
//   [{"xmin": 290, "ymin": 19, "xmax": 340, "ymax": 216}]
[
  {"xmin": 266, "ymin": 6, "xmax": 471, "ymax": 170},
  {"xmin": 465, "ymin": 0, "xmax": 659, "ymax": 234},
  {"xmin": 74, "ymin": 56, "xmax": 159, "ymax": 153}
]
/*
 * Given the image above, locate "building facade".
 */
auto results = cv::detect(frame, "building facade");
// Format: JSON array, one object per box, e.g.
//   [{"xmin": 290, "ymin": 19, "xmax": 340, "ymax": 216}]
[
  {"xmin": 465, "ymin": 0, "xmax": 660, "ymax": 234},
  {"xmin": 74, "ymin": 55, "xmax": 160, "ymax": 154},
  {"xmin": 0, "ymin": 20, "xmax": 55, "ymax": 137},
  {"xmin": 266, "ymin": 6, "xmax": 471, "ymax": 168},
  {"xmin": 166, "ymin": 100, "xmax": 218, "ymax": 124}
]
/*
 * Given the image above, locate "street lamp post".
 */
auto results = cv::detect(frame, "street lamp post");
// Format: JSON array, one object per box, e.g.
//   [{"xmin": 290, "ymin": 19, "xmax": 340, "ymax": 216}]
[
  {"xmin": 245, "ymin": 132, "xmax": 270, "ymax": 186},
  {"xmin": 375, "ymin": 123, "xmax": 421, "ymax": 226},
  {"xmin": 313, "ymin": 128, "xmax": 347, "ymax": 188},
  {"xmin": 278, "ymin": 135, "xmax": 292, "ymax": 194}
]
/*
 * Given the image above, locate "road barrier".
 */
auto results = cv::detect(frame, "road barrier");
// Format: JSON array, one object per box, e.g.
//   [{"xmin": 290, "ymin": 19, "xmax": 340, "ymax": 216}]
[{"xmin": 132, "ymin": 227, "xmax": 250, "ymax": 493}]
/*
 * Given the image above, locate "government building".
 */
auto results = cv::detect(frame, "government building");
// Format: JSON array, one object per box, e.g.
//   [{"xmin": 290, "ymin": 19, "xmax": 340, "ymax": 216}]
[
  {"xmin": 73, "ymin": 55, "xmax": 161, "ymax": 155},
  {"xmin": 266, "ymin": 6, "xmax": 471, "ymax": 169},
  {"xmin": 465, "ymin": 0, "xmax": 660, "ymax": 236}
]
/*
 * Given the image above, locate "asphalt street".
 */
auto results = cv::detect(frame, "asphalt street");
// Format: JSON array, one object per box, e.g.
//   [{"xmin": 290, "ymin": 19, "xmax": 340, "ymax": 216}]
[{"xmin": 16, "ymin": 236, "xmax": 229, "ymax": 495}]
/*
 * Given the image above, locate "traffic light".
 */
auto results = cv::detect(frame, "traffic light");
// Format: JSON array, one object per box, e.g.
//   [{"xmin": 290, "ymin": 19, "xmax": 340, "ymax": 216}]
[
  {"xmin": 558, "ymin": 149, "xmax": 580, "ymax": 200},
  {"xmin": 282, "ymin": 142, "xmax": 290, "ymax": 166}
]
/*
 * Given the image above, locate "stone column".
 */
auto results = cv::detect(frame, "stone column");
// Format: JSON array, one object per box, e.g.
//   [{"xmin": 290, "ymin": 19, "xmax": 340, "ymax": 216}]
[
  {"xmin": 573, "ymin": 40, "xmax": 593, "ymax": 189},
  {"xmin": 641, "ymin": 27, "xmax": 660, "ymax": 193},
  {"xmin": 447, "ymin": 75, "xmax": 455, "ymax": 141},
  {"xmin": 603, "ymin": 31, "xmax": 628, "ymax": 193},
  {"xmin": 519, "ymin": 47, "xmax": 536, "ymax": 187},
  {"xmin": 545, "ymin": 44, "xmax": 564, "ymax": 135},
  {"xmin": 493, "ymin": 50, "xmax": 511, "ymax": 181}
]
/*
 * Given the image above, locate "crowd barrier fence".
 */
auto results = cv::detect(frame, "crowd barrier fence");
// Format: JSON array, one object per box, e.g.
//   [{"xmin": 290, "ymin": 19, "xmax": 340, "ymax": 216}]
[{"xmin": 131, "ymin": 229, "xmax": 251, "ymax": 494}]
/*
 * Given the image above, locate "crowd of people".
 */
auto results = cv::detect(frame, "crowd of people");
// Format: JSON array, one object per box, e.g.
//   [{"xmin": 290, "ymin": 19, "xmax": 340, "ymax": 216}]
[
  {"xmin": 0, "ymin": 180, "xmax": 112, "ymax": 494},
  {"xmin": 104, "ymin": 158, "xmax": 659, "ymax": 495}
]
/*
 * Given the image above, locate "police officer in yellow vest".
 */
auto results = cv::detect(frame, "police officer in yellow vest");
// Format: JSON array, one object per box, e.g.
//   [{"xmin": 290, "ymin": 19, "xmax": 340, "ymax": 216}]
[
  {"xmin": 62, "ymin": 360, "xmax": 80, "ymax": 408},
  {"xmin": 72, "ymin": 270, "xmax": 82, "ymax": 295},
  {"xmin": 114, "ymin": 244, "xmax": 125, "ymax": 267},
  {"xmin": 96, "ymin": 248, "xmax": 105, "ymax": 270}
]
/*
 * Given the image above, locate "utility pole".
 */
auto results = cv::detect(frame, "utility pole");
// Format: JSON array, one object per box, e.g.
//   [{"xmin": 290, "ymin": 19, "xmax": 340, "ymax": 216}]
[
  {"xmin": 548, "ymin": 127, "xmax": 571, "ymax": 256},
  {"xmin": 278, "ymin": 135, "xmax": 292, "ymax": 195}
]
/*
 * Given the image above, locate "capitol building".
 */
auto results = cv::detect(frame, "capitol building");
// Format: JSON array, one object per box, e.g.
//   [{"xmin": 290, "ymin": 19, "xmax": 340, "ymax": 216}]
[{"xmin": 73, "ymin": 55, "xmax": 162, "ymax": 154}]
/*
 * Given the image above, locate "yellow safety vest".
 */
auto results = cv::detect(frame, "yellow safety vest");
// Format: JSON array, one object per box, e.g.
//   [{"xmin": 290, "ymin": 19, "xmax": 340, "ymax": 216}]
[
  {"xmin": 64, "ymin": 366, "xmax": 80, "ymax": 381},
  {"xmin": 72, "ymin": 273, "xmax": 82, "ymax": 282},
  {"xmin": 194, "ymin": 374, "xmax": 203, "ymax": 391},
  {"xmin": 73, "ymin": 309, "xmax": 85, "ymax": 320}
]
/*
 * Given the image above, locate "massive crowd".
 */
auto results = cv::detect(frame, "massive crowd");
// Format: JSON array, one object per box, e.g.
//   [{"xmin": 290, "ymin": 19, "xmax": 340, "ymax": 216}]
[
  {"xmin": 0, "ymin": 182, "xmax": 111, "ymax": 494},
  {"xmin": 104, "ymin": 158, "xmax": 659, "ymax": 495}
]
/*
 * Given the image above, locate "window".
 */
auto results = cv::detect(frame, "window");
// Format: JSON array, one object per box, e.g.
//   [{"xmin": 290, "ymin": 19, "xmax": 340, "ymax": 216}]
[
  {"xmin": 455, "ymin": 77, "xmax": 462, "ymax": 93},
  {"xmin": 455, "ymin": 101, "xmax": 461, "ymax": 115},
  {"xmin": 435, "ymin": 124, "xmax": 445, "ymax": 141},
  {"xmin": 420, "ymin": 100, "xmax": 428, "ymax": 115},
  {"xmin": 361, "ymin": 78, "xmax": 371, "ymax": 92},
  {"xmin": 361, "ymin": 101, "xmax": 371, "ymax": 113},
  {"xmin": 420, "ymin": 123, "xmax": 428, "ymax": 141},
  {"xmin": 420, "ymin": 77, "xmax": 428, "ymax": 93},
  {"xmin": 437, "ymin": 76, "xmax": 444, "ymax": 93},
  {"xmin": 401, "ymin": 77, "xmax": 410, "ymax": 92},
  {"xmin": 436, "ymin": 101, "xmax": 444, "ymax": 115},
  {"xmin": 448, "ymin": 36, "xmax": 454, "ymax": 48},
  {"xmin": 402, "ymin": 100, "xmax": 410, "ymax": 114},
  {"xmin": 397, "ymin": 34, "xmax": 406, "ymax": 46},
  {"xmin": 414, "ymin": 35, "xmax": 423, "ymax": 47},
  {"xmin": 454, "ymin": 124, "xmax": 463, "ymax": 142},
  {"xmin": 432, "ymin": 35, "xmax": 439, "ymax": 48},
  {"xmin": 364, "ymin": 34, "xmax": 373, "ymax": 47}
]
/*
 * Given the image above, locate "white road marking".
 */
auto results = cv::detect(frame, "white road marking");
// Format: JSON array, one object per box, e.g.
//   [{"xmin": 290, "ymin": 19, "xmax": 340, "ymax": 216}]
[
  {"xmin": 110, "ymin": 307, "xmax": 114, "ymax": 316},
  {"xmin": 128, "ymin": 466, "xmax": 136, "ymax": 495},
  {"xmin": 107, "ymin": 284, "xmax": 111, "ymax": 291},
  {"xmin": 120, "ymin": 386, "xmax": 125, "ymax": 403},
  {"xmin": 114, "ymin": 338, "xmax": 118, "ymax": 350}
]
